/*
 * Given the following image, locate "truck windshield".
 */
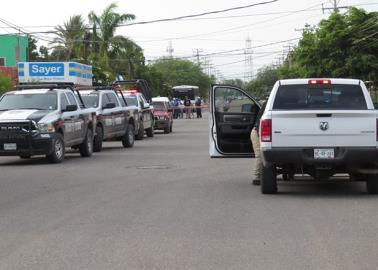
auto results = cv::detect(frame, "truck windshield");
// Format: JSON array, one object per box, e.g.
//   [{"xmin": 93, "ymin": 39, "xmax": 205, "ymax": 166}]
[
  {"xmin": 125, "ymin": 95, "xmax": 138, "ymax": 106},
  {"xmin": 0, "ymin": 93, "xmax": 57, "ymax": 110},
  {"xmin": 81, "ymin": 93, "xmax": 99, "ymax": 108},
  {"xmin": 273, "ymin": 84, "xmax": 367, "ymax": 110}
]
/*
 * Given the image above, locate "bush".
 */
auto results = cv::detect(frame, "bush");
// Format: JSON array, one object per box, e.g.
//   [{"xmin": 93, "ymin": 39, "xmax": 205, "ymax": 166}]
[{"xmin": 0, "ymin": 73, "xmax": 12, "ymax": 95}]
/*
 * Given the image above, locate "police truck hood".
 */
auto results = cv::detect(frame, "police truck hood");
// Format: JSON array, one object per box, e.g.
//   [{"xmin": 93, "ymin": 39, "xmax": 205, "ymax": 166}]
[{"xmin": 0, "ymin": 109, "xmax": 53, "ymax": 122}]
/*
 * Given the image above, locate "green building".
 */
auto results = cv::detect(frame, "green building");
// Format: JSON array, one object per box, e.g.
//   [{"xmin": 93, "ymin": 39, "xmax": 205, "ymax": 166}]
[{"xmin": 0, "ymin": 34, "xmax": 28, "ymax": 67}]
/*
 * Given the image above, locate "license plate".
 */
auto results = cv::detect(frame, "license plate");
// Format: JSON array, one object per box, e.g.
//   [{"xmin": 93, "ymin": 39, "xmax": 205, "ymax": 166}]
[
  {"xmin": 314, "ymin": 148, "xmax": 334, "ymax": 159},
  {"xmin": 4, "ymin": 143, "xmax": 17, "ymax": 151}
]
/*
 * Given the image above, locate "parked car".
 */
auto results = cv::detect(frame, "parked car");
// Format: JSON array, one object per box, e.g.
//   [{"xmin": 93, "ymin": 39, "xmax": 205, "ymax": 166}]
[
  {"xmin": 79, "ymin": 87, "xmax": 137, "ymax": 152},
  {"xmin": 152, "ymin": 100, "xmax": 173, "ymax": 133},
  {"xmin": 0, "ymin": 84, "xmax": 96, "ymax": 163},
  {"xmin": 209, "ymin": 79, "xmax": 378, "ymax": 194}
]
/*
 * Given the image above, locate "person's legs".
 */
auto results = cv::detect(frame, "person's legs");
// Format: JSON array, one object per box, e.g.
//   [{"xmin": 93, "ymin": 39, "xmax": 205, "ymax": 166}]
[{"xmin": 251, "ymin": 128, "xmax": 262, "ymax": 185}]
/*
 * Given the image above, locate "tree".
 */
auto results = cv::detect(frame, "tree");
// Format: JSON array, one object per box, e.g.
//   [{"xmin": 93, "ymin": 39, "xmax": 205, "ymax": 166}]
[
  {"xmin": 50, "ymin": 15, "xmax": 86, "ymax": 61},
  {"xmin": 222, "ymin": 79, "xmax": 245, "ymax": 89},
  {"xmin": 28, "ymin": 37, "xmax": 39, "ymax": 61},
  {"xmin": 146, "ymin": 58, "xmax": 213, "ymax": 97},
  {"xmin": 247, "ymin": 7, "xmax": 378, "ymax": 96},
  {"xmin": 88, "ymin": 3, "xmax": 135, "ymax": 67},
  {"xmin": 291, "ymin": 8, "xmax": 378, "ymax": 82},
  {"xmin": 39, "ymin": 46, "xmax": 49, "ymax": 60},
  {"xmin": 109, "ymin": 36, "xmax": 145, "ymax": 79},
  {"xmin": 245, "ymin": 66, "xmax": 279, "ymax": 97},
  {"xmin": 0, "ymin": 73, "xmax": 12, "ymax": 95}
]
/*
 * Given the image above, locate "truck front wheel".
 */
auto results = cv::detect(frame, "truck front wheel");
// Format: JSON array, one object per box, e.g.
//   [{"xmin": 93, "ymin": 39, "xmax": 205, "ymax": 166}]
[
  {"xmin": 46, "ymin": 133, "xmax": 65, "ymax": 163},
  {"xmin": 122, "ymin": 124, "xmax": 135, "ymax": 148},
  {"xmin": 93, "ymin": 126, "xmax": 103, "ymax": 152},
  {"xmin": 136, "ymin": 122, "xmax": 144, "ymax": 140},
  {"xmin": 79, "ymin": 129, "xmax": 93, "ymax": 157},
  {"xmin": 261, "ymin": 165, "xmax": 277, "ymax": 194}
]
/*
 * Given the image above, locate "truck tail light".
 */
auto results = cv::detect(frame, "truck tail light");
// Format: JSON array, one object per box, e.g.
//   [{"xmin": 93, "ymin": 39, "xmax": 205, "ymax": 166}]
[{"xmin": 260, "ymin": 119, "xmax": 272, "ymax": 142}]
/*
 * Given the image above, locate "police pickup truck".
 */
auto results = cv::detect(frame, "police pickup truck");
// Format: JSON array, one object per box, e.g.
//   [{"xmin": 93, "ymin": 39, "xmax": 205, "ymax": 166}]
[
  {"xmin": 79, "ymin": 87, "xmax": 137, "ymax": 152},
  {"xmin": 209, "ymin": 79, "xmax": 378, "ymax": 194},
  {"xmin": 0, "ymin": 84, "xmax": 96, "ymax": 163},
  {"xmin": 114, "ymin": 80, "xmax": 154, "ymax": 140}
]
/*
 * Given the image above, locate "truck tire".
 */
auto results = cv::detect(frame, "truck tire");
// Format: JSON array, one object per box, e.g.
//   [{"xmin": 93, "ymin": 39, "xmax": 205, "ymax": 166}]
[
  {"xmin": 366, "ymin": 175, "xmax": 378, "ymax": 194},
  {"xmin": 136, "ymin": 122, "xmax": 144, "ymax": 140},
  {"xmin": 170, "ymin": 123, "xmax": 173, "ymax": 133},
  {"xmin": 122, "ymin": 124, "xmax": 135, "ymax": 148},
  {"xmin": 261, "ymin": 165, "xmax": 277, "ymax": 194},
  {"xmin": 146, "ymin": 126, "xmax": 154, "ymax": 137},
  {"xmin": 19, "ymin": 155, "xmax": 31, "ymax": 159},
  {"xmin": 79, "ymin": 129, "xmax": 93, "ymax": 157},
  {"xmin": 164, "ymin": 125, "xmax": 170, "ymax": 133},
  {"xmin": 46, "ymin": 133, "xmax": 65, "ymax": 163},
  {"xmin": 93, "ymin": 126, "xmax": 103, "ymax": 152}
]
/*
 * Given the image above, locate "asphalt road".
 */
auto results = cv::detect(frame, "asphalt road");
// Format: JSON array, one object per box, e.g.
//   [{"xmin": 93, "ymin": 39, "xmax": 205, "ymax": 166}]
[{"xmin": 0, "ymin": 113, "xmax": 378, "ymax": 270}]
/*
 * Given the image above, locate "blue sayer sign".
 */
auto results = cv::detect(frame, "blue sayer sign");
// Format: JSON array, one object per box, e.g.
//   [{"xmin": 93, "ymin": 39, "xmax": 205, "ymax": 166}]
[{"xmin": 28, "ymin": 63, "xmax": 65, "ymax": 77}]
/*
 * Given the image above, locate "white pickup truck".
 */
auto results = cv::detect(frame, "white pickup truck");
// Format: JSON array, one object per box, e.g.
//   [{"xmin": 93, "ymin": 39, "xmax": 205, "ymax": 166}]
[{"xmin": 209, "ymin": 79, "xmax": 378, "ymax": 194}]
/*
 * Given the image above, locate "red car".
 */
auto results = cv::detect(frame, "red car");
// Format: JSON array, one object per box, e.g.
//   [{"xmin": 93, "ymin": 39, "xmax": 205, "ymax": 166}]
[{"xmin": 152, "ymin": 101, "xmax": 173, "ymax": 133}]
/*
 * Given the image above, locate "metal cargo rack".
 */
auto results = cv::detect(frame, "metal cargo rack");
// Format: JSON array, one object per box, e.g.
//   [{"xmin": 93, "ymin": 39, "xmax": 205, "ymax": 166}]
[
  {"xmin": 112, "ymin": 79, "xmax": 152, "ymax": 102},
  {"xmin": 75, "ymin": 85, "xmax": 129, "ymax": 106}
]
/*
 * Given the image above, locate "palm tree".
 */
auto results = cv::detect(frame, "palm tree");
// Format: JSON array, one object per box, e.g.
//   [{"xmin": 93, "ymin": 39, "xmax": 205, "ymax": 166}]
[
  {"xmin": 88, "ymin": 3, "xmax": 136, "ymax": 65},
  {"xmin": 50, "ymin": 15, "xmax": 86, "ymax": 61},
  {"xmin": 109, "ymin": 36, "xmax": 145, "ymax": 78}
]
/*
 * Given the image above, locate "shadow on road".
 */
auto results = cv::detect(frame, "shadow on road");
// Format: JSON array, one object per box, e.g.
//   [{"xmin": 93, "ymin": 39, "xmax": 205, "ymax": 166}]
[
  {"xmin": 0, "ymin": 153, "xmax": 85, "ymax": 166},
  {"xmin": 275, "ymin": 180, "xmax": 371, "ymax": 197}
]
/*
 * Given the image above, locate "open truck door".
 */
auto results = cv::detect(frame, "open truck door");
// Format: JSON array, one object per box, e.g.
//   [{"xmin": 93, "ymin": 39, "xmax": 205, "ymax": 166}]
[{"xmin": 209, "ymin": 85, "xmax": 261, "ymax": 158}]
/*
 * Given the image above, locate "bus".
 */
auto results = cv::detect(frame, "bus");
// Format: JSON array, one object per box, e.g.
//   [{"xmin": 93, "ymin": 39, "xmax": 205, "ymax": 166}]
[{"xmin": 172, "ymin": 85, "xmax": 200, "ymax": 101}]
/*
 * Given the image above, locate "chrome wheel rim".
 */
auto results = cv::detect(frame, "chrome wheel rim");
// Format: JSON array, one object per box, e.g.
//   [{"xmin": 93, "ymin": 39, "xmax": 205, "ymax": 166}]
[
  {"xmin": 129, "ymin": 129, "xmax": 134, "ymax": 143},
  {"xmin": 55, "ymin": 139, "xmax": 63, "ymax": 159}
]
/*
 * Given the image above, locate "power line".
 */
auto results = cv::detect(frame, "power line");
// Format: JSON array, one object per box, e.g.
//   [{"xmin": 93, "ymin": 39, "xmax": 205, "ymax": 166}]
[{"xmin": 118, "ymin": 0, "xmax": 279, "ymax": 27}]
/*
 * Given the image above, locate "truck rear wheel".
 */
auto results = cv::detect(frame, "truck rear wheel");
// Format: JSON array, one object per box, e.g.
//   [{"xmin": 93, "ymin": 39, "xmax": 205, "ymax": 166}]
[
  {"xmin": 146, "ymin": 124, "xmax": 154, "ymax": 137},
  {"xmin": 93, "ymin": 126, "xmax": 103, "ymax": 152},
  {"xmin": 46, "ymin": 134, "xmax": 65, "ymax": 163},
  {"xmin": 261, "ymin": 165, "xmax": 277, "ymax": 194},
  {"xmin": 136, "ymin": 122, "xmax": 144, "ymax": 140},
  {"xmin": 122, "ymin": 124, "xmax": 135, "ymax": 148},
  {"xmin": 79, "ymin": 129, "xmax": 93, "ymax": 157},
  {"xmin": 366, "ymin": 175, "xmax": 378, "ymax": 194}
]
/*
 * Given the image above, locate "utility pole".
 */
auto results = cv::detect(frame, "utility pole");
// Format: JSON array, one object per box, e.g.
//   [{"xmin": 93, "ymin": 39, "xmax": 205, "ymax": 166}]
[
  {"xmin": 16, "ymin": 28, "xmax": 20, "ymax": 64},
  {"xmin": 83, "ymin": 31, "xmax": 90, "ymax": 64},
  {"xmin": 283, "ymin": 44, "xmax": 294, "ymax": 69},
  {"xmin": 244, "ymin": 36, "xmax": 253, "ymax": 82},
  {"xmin": 322, "ymin": 0, "xmax": 349, "ymax": 13},
  {"xmin": 192, "ymin": 48, "xmax": 203, "ymax": 65},
  {"xmin": 166, "ymin": 41, "xmax": 174, "ymax": 58}
]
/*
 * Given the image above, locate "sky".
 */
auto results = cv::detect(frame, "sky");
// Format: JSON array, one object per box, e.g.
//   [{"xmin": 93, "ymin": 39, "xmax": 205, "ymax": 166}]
[{"xmin": 1, "ymin": 0, "xmax": 377, "ymax": 81}]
